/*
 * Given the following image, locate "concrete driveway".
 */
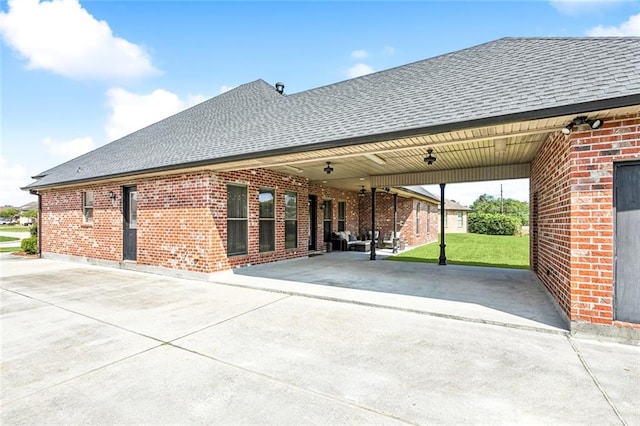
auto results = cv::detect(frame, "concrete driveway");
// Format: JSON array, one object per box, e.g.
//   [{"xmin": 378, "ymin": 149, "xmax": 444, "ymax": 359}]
[{"xmin": 1, "ymin": 254, "xmax": 639, "ymax": 424}]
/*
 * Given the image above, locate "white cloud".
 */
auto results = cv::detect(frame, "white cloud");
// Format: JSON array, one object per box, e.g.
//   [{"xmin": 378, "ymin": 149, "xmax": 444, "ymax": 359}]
[
  {"xmin": 219, "ymin": 85, "xmax": 235, "ymax": 94},
  {"xmin": 0, "ymin": 0, "xmax": 158, "ymax": 81},
  {"xmin": 43, "ymin": 136, "xmax": 95, "ymax": 159},
  {"xmin": 350, "ymin": 49, "xmax": 368, "ymax": 59},
  {"xmin": 549, "ymin": 0, "xmax": 627, "ymax": 16},
  {"xmin": 105, "ymin": 88, "xmax": 205, "ymax": 141},
  {"xmin": 347, "ymin": 63, "xmax": 374, "ymax": 78},
  {"xmin": 0, "ymin": 156, "xmax": 37, "ymax": 206},
  {"xmin": 587, "ymin": 13, "xmax": 640, "ymax": 36}
]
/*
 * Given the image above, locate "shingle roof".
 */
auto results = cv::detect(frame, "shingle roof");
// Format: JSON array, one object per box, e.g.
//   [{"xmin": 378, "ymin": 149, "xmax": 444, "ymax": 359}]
[
  {"xmin": 402, "ymin": 186, "xmax": 440, "ymax": 202},
  {"xmin": 25, "ymin": 37, "xmax": 640, "ymax": 189},
  {"xmin": 443, "ymin": 199, "xmax": 471, "ymax": 211}
]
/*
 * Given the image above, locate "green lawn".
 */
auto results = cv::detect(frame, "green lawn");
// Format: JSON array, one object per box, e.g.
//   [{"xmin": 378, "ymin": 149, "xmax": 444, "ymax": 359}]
[
  {"xmin": 0, "ymin": 225, "xmax": 30, "ymax": 233},
  {"xmin": 0, "ymin": 247, "xmax": 21, "ymax": 253},
  {"xmin": 0, "ymin": 236, "xmax": 19, "ymax": 242},
  {"xmin": 388, "ymin": 233, "xmax": 530, "ymax": 269}
]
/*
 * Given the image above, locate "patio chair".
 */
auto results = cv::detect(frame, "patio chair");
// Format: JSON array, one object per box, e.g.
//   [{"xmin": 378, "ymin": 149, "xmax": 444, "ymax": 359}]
[{"xmin": 383, "ymin": 232, "xmax": 402, "ymax": 249}]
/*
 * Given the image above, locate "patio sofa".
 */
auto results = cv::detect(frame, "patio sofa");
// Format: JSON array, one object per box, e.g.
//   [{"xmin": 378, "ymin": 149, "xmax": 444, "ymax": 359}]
[{"xmin": 331, "ymin": 231, "xmax": 361, "ymax": 251}]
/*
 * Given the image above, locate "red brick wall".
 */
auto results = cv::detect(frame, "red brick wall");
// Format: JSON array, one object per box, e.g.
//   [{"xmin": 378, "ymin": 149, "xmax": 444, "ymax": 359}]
[
  {"xmin": 530, "ymin": 130, "xmax": 573, "ymax": 316},
  {"xmin": 532, "ymin": 112, "xmax": 640, "ymax": 328},
  {"xmin": 40, "ymin": 184, "xmax": 123, "ymax": 261},
  {"xmin": 308, "ymin": 183, "xmax": 360, "ymax": 247},
  {"xmin": 568, "ymin": 113, "xmax": 640, "ymax": 328},
  {"xmin": 40, "ymin": 169, "xmax": 310, "ymax": 273},
  {"xmin": 217, "ymin": 169, "xmax": 309, "ymax": 268},
  {"xmin": 359, "ymin": 192, "xmax": 438, "ymax": 247},
  {"xmin": 137, "ymin": 172, "xmax": 223, "ymax": 273}
]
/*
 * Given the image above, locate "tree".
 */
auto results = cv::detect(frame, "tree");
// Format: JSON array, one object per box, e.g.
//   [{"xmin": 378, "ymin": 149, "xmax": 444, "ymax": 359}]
[
  {"xmin": 0, "ymin": 207, "xmax": 19, "ymax": 220},
  {"xmin": 22, "ymin": 209, "xmax": 38, "ymax": 218},
  {"xmin": 470, "ymin": 194, "xmax": 529, "ymax": 225}
]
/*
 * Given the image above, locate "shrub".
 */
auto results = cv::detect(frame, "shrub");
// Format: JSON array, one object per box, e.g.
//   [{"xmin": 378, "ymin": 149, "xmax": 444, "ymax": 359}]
[
  {"xmin": 21, "ymin": 236, "xmax": 38, "ymax": 254},
  {"xmin": 468, "ymin": 213, "xmax": 522, "ymax": 236},
  {"xmin": 29, "ymin": 222, "xmax": 38, "ymax": 237}
]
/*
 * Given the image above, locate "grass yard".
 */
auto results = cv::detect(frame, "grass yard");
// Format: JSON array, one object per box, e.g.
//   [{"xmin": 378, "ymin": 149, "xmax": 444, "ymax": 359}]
[
  {"xmin": 0, "ymin": 225, "xmax": 30, "ymax": 233},
  {"xmin": 388, "ymin": 233, "xmax": 530, "ymax": 269},
  {"xmin": 0, "ymin": 236, "xmax": 20, "ymax": 242},
  {"xmin": 0, "ymin": 247, "xmax": 21, "ymax": 253}
]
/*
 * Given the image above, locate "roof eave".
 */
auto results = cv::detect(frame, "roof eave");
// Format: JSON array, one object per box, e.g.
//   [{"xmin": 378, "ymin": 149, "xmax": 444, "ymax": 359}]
[{"xmin": 24, "ymin": 93, "xmax": 640, "ymax": 191}]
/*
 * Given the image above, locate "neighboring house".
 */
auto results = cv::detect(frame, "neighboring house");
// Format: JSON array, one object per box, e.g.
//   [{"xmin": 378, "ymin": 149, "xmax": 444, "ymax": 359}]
[
  {"xmin": 18, "ymin": 201, "xmax": 38, "ymax": 226},
  {"xmin": 23, "ymin": 38, "xmax": 640, "ymax": 337},
  {"xmin": 439, "ymin": 199, "xmax": 470, "ymax": 233},
  {"xmin": 19, "ymin": 217, "xmax": 34, "ymax": 226}
]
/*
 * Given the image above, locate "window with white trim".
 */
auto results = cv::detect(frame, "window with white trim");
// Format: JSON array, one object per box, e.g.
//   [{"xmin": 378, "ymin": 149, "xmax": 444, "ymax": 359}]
[{"xmin": 82, "ymin": 191, "xmax": 94, "ymax": 224}]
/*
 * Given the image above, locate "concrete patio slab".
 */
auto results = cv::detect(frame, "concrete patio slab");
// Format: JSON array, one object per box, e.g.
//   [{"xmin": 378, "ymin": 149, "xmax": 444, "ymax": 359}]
[
  {"xmin": 217, "ymin": 251, "xmax": 568, "ymax": 333},
  {"xmin": 2, "ymin": 344, "xmax": 404, "ymax": 425},
  {"xmin": 1, "ymin": 289, "xmax": 157, "ymax": 402},
  {"xmin": 1, "ymin": 254, "xmax": 637, "ymax": 424},
  {"xmin": 2, "ymin": 259, "xmax": 286, "ymax": 342},
  {"xmin": 177, "ymin": 296, "xmax": 619, "ymax": 425}
]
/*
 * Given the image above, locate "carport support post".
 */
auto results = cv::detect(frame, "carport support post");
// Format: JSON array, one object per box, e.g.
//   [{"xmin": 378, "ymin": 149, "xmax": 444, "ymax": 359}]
[
  {"xmin": 439, "ymin": 183, "xmax": 447, "ymax": 265},
  {"xmin": 370, "ymin": 187, "xmax": 377, "ymax": 260},
  {"xmin": 393, "ymin": 193, "xmax": 398, "ymax": 254}
]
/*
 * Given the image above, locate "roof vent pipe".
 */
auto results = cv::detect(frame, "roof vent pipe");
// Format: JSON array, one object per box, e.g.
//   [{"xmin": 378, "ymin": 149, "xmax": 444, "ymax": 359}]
[{"xmin": 275, "ymin": 82, "xmax": 285, "ymax": 95}]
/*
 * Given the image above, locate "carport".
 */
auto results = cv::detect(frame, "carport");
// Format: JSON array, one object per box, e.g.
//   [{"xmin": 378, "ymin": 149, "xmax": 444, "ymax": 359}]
[{"xmin": 213, "ymin": 250, "xmax": 568, "ymax": 334}]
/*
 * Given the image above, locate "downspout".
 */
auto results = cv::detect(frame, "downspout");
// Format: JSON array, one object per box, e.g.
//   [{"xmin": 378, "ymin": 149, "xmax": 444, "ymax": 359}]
[
  {"xmin": 30, "ymin": 190, "xmax": 42, "ymax": 258},
  {"xmin": 439, "ymin": 183, "xmax": 447, "ymax": 265}
]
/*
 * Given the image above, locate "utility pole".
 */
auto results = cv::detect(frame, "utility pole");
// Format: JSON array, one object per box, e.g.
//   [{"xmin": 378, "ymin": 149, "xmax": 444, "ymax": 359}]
[{"xmin": 500, "ymin": 184, "xmax": 504, "ymax": 214}]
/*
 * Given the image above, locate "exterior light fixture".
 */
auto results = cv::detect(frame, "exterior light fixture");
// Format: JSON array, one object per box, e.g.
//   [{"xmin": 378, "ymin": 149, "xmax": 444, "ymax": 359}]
[
  {"xmin": 424, "ymin": 148, "xmax": 436, "ymax": 165},
  {"xmin": 108, "ymin": 191, "xmax": 116, "ymax": 200},
  {"xmin": 323, "ymin": 161, "xmax": 334, "ymax": 174},
  {"xmin": 562, "ymin": 116, "xmax": 604, "ymax": 135},
  {"xmin": 384, "ymin": 187, "xmax": 391, "ymax": 194},
  {"xmin": 359, "ymin": 185, "xmax": 366, "ymax": 197},
  {"xmin": 275, "ymin": 82, "xmax": 285, "ymax": 94}
]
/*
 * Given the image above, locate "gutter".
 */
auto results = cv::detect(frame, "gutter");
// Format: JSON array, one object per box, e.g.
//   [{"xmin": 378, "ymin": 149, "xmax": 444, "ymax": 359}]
[{"xmin": 22, "ymin": 94, "xmax": 640, "ymax": 191}]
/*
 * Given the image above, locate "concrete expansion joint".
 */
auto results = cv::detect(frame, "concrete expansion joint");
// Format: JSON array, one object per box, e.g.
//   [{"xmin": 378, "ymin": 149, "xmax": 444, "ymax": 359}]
[
  {"xmin": 166, "ymin": 342, "xmax": 418, "ymax": 426},
  {"xmin": 169, "ymin": 294, "xmax": 292, "ymax": 344},
  {"xmin": 566, "ymin": 336, "xmax": 628, "ymax": 426}
]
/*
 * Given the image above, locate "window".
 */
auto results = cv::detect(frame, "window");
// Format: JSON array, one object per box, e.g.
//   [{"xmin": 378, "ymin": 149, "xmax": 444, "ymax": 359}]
[
  {"xmin": 259, "ymin": 188, "xmax": 275, "ymax": 252},
  {"xmin": 227, "ymin": 185, "xmax": 248, "ymax": 256},
  {"xmin": 323, "ymin": 200, "xmax": 332, "ymax": 242},
  {"xmin": 415, "ymin": 202, "xmax": 420, "ymax": 235},
  {"xmin": 129, "ymin": 191, "xmax": 138, "ymax": 229},
  {"xmin": 457, "ymin": 212, "xmax": 463, "ymax": 227},
  {"xmin": 337, "ymin": 201, "xmax": 346, "ymax": 232},
  {"xmin": 285, "ymin": 192, "xmax": 297, "ymax": 249},
  {"xmin": 82, "ymin": 191, "xmax": 94, "ymax": 224}
]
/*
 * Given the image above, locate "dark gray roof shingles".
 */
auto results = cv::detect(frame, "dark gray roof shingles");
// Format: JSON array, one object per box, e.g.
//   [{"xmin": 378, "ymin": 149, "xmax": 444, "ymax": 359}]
[{"xmin": 26, "ymin": 37, "xmax": 640, "ymax": 189}]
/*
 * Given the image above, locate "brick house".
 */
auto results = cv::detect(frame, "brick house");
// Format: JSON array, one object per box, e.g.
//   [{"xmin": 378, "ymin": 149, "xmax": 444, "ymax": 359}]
[
  {"xmin": 24, "ymin": 38, "xmax": 640, "ymax": 337},
  {"xmin": 439, "ymin": 199, "xmax": 471, "ymax": 233}
]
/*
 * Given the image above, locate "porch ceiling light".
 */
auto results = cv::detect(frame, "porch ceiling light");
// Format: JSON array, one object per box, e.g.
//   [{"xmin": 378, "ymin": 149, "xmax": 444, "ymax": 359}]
[
  {"xmin": 562, "ymin": 116, "xmax": 604, "ymax": 135},
  {"xmin": 364, "ymin": 153, "xmax": 386, "ymax": 165},
  {"xmin": 424, "ymin": 148, "xmax": 436, "ymax": 165},
  {"xmin": 323, "ymin": 161, "xmax": 334, "ymax": 174}
]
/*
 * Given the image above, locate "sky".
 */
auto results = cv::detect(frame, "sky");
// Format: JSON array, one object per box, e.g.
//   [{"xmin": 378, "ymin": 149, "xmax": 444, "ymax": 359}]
[{"xmin": 2, "ymin": 0, "xmax": 639, "ymax": 207}]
